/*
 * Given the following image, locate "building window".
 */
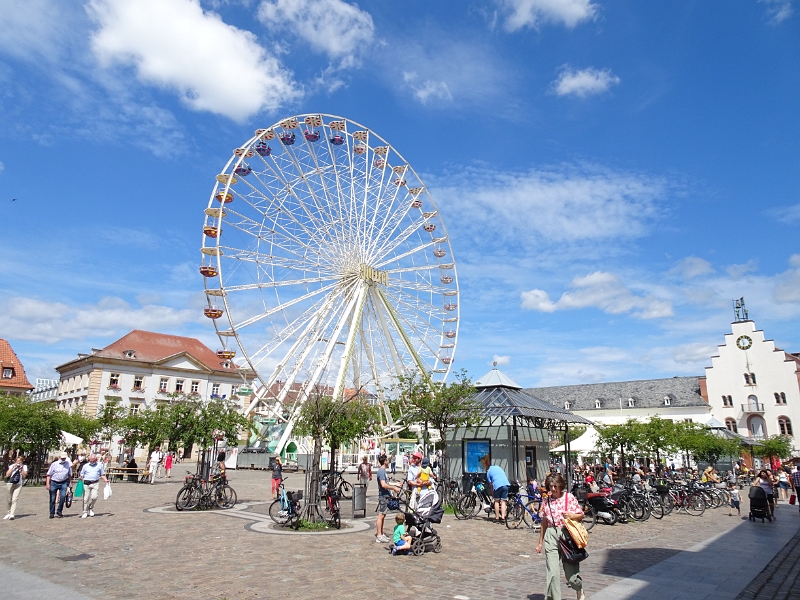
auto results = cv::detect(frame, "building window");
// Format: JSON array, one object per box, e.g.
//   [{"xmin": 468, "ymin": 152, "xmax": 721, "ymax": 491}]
[
  {"xmin": 722, "ymin": 395, "xmax": 733, "ymax": 407},
  {"xmin": 564, "ymin": 401, "xmax": 570, "ymax": 410},
  {"xmin": 124, "ymin": 350, "xmax": 135, "ymax": 359},
  {"xmin": 212, "ymin": 383, "xmax": 220, "ymax": 397},
  {"xmin": 231, "ymin": 384, "xmax": 239, "ymax": 396},
  {"xmin": 130, "ymin": 403, "xmax": 141, "ymax": 416},
  {"xmin": 779, "ymin": 417, "xmax": 793, "ymax": 436},
  {"xmin": 2, "ymin": 368, "xmax": 12, "ymax": 379},
  {"xmin": 627, "ymin": 398, "xmax": 635, "ymax": 408},
  {"xmin": 159, "ymin": 378, "xmax": 169, "ymax": 392},
  {"xmin": 684, "ymin": 418, "xmax": 693, "ymax": 423},
  {"xmin": 191, "ymin": 381, "xmax": 200, "ymax": 394},
  {"xmin": 176, "ymin": 379, "xmax": 184, "ymax": 393},
  {"xmin": 775, "ymin": 392, "xmax": 787, "ymax": 405},
  {"xmin": 109, "ymin": 373, "xmax": 120, "ymax": 389},
  {"xmin": 744, "ymin": 373, "xmax": 757, "ymax": 385},
  {"xmin": 664, "ymin": 396, "xmax": 671, "ymax": 406},
  {"xmin": 747, "ymin": 395, "xmax": 760, "ymax": 411},
  {"xmin": 725, "ymin": 418, "xmax": 737, "ymax": 432},
  {"xmin": 595, "ymin": 400, "xmax": 601, "ymax": 409},
  {"xmin": 133, "ymin": 375, "xmax": 144, "ymax": 391},
  {"xmin": 748, "ymin": 415, "xmax": 767, "ymax": 439}
]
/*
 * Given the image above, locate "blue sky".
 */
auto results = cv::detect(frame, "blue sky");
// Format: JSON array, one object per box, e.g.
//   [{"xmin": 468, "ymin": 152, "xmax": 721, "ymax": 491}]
[{"xmin": 0, "ymin": 0, "xmax": 798, "ymax": 387}]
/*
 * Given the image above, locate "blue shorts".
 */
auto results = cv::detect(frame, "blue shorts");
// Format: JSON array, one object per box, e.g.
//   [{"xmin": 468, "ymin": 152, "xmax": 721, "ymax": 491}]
[
  {"xmin": 493, "ymin": 485, "xmax": 509, "ymax": 500},
  {"xmin": 395, "ymin": 540, "xmax": 406, "ymax": 548}
]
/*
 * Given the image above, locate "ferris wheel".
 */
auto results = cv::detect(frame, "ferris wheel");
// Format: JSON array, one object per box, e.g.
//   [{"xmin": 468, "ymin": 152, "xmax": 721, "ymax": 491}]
[{"xmin": 200, "ymin": 114, "xmax": 459, "ymax": 451}]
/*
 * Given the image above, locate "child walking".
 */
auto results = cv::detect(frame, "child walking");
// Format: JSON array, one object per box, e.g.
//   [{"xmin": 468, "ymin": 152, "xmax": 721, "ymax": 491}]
[
  {"xmin": 729, "ymin": 485, "xmax": 741, "ymax": 516},
  {"xmin": 392, "ymin": 513, "xmax": 412, "ymax": 555}
]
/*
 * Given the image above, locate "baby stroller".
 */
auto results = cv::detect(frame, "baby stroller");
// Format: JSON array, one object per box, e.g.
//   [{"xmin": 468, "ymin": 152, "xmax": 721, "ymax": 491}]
[
  {"xmin": 748, "ymin": 486, "xmax": 771, "ymax": 522},
  {"xmin": 405, "ymin": 488, "xmax": 443, "ymax": 555}
]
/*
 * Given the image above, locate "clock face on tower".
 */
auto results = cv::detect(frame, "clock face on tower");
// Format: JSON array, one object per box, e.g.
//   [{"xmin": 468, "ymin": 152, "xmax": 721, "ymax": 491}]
[{"xmin": 736, "ymin": 335, "xmax": 753, "ymax": 350}]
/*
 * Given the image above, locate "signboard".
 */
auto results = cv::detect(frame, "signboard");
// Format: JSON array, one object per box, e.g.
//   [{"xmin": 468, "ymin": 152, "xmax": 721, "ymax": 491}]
[
  {"xmin": 463, "ymin": 439, "xmax": 490, "ymax": 473},
  {"xmin": 238, "ymin": 387, "xmax": 253, "ymax": 396}
]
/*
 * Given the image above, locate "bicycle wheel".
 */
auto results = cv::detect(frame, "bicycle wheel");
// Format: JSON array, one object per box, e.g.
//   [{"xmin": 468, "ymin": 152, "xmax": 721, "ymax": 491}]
[
  {"xmin": 632, "ymin": 497, "xmax": 648, "ymax": 521},
  {"xmin": 214, "ymin": 484, "xmax": 237, "ymax": 509},
  {"xmin": 685, "ymin": 494, "xmax": 706, "ymax": 516},
  {"xmin": 582, "ymin": 505, "xmax": 597, "ymax": 532},
  {"xmin": 506, "ymin": 501, "xmax": 525, "ymax": 529},
  {"xmin": 660, "ymin": 493, "xmax": 674, "ymax": 516},
  {"xmin": 455, "ymin": 494, "xmax": 477, "ymax": 520},
  {"xmin": 269, "ymin": 499, "xmax": 290, "ymax": 525},
  {"xmin": 648, "ymin": 495, "xmax": 664, "ymax": 519},
  {"xmin": 177, "ymin": 486, "xmax": 200, "ymax": 511},
  {"xmin": 338, "ymin": 480, "xmax": 352, "ymax": 500}
]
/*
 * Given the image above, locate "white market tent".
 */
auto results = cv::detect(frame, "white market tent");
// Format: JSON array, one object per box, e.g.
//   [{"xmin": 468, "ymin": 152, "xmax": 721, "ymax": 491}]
[
  {"xmin": 61, "ymin": 431, "xmax": 83, "ymax": 445},
  {"xmin": 552, "ymin": 426, "xmax": 600, "ymax": 455}
]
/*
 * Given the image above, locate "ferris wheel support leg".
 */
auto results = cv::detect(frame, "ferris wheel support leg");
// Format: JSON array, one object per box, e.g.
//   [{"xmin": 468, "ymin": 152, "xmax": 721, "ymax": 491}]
[
  {"xmin": 375, "ymin": 288, "xmax": 431, "ymax": 383},
  {"xmin": 361, "ymin": 326, "xmax": 393, "ymax": 429},
  {"xmin": 273, "ymin": 283, "xmax": 363, "ymax": 456},
  {"xmin": 331, "ymin": 284, "xmax": 368, "ymax": 403},
  {"xmin": 369, "ymin": 287, "xmax": 406, "ymax": 378}
]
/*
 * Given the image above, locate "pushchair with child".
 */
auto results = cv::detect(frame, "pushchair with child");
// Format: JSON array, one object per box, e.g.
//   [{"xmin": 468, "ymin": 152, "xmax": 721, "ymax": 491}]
[{"xmin": 405, "ymin": 488, "xmax": 444, "ymax": 555}]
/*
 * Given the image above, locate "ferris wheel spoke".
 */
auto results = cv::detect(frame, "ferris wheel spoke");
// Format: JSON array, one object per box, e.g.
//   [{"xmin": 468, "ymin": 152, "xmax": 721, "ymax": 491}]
[
  {"xmin": 370, "ymin": 216, "xmax": 429, "ymax": 264},
  {"xmin": 373, "ymin": 287, "xmax": 431, "ymax": 376},
  {"xmin": 223, "ymin": 276, "xmax": 339, "ymax": 292},
  {"xmin": 366, "ymin": 289, "xmax": 406, "ymax": 379},
  {"xmin": 220, "ymin": 248, "xmax": 330, "ymax": 273},
  {"xmin": 248, "ymin": 294, "xmax": 331, "ymax": 365},
  {"xmin": 372, "ymin": 240, "xmax": 434, "ymax": 269},
  {"xmin": 221, "ymin": 208, "xmax": 323, "ymax": 260},
  {"xmin": 387, "ymin": 279, "xmax": 445, "ymax": 295},
  {"xmin": 232, "ymin": 281, "xmax": 339, "ymax": 330}
]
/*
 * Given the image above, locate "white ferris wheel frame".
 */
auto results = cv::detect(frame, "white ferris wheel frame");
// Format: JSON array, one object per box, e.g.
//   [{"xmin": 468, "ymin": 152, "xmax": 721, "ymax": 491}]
[{"xmin": 200, "ymin": 114, "xmax": 459, "ymax": 452}]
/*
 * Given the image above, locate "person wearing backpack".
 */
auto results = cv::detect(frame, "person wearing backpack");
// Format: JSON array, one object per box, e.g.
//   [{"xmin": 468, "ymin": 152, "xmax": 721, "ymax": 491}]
[{"xmin": 5, "ymin": 456, "xmax": 27, "ymax": 520}]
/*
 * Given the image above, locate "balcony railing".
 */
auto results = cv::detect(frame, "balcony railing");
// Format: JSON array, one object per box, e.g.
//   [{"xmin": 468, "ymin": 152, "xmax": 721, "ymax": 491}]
[{"xmin": 741, "ymin": 403, "xmax": 765, "ymax": 413}]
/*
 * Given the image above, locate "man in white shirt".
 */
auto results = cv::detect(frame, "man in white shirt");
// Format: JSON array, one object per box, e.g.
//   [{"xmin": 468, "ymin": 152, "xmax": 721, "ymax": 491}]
[
  {"xmin": 406, "ymin": 451, "xmax": 423, "ymax": 509},
  {"xmin": 148, "ymin": 446, "xmax": 162, "ymax": 485}
]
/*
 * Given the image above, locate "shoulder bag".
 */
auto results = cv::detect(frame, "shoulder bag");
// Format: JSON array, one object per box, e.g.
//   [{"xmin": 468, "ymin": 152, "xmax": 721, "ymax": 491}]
[{"xmin": 548, "ymin": 494, "xmax": 588, "ymax": 564}]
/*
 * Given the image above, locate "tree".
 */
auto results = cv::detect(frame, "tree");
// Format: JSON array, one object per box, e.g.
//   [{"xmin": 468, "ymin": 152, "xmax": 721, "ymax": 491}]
[
  {"xmin": 754, "ymin": 435, "xmax": 793, "ymax": 464},
  {"xmin": 595, "ymin": 420, "xmax": 643, "ymax": 474},
  {"xmin": 637, "ymin": 417, "xmax": 680, "ymax": 468},
  {"xmin": 294, "ymin": 386, "xmax": 381, "ymax": 522},
  {"xmin": 0, "ymin": 392, "xmax": 64, "ymax": 482},
  {"xmin": 391, "ymin": 369, "xmax": 480, "ymax": 487}
]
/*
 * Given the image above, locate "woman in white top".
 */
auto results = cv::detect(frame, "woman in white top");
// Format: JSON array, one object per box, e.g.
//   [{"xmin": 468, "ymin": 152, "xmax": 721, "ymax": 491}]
[{"xmin": 5, "ymin": 457, "xmax": 27, "ymax": 520}]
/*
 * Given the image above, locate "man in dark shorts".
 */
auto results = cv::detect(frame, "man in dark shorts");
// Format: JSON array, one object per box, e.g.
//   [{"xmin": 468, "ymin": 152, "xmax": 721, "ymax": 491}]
[{"xmin": 375, "ymin": 455, "xmax": 401, "ymax": 543}]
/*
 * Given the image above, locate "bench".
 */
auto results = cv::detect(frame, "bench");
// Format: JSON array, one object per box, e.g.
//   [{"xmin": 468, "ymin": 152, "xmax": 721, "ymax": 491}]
[{"xmin": 107, "ymin": 467, "xmax": 148, "ymax": 483}]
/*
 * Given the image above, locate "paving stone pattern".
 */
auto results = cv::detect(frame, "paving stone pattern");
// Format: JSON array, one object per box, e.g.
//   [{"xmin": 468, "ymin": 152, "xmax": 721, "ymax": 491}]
[
  {"xmin": 736, "ymin": 522, "xmax": 800, "ymax": 600},
  {"xmin": 0, "ymin": 468, "xmax": 795, "ymax": 600}
]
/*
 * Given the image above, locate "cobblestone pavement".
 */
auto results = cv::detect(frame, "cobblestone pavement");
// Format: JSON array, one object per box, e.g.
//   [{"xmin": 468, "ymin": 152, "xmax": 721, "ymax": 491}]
[
  {"xmin": 736, "ymin": 510, "xmax": 800, "ymax": 600},
  {"xmin": 1, "ymin": 468, "xmax": 797, "ymax": 600}
]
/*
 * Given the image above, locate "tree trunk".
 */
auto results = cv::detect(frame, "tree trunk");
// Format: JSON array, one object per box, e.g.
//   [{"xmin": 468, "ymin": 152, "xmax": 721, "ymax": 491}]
[{"xmin": 303, "ymin": 434, "xmax": 324, "ymax": 524}]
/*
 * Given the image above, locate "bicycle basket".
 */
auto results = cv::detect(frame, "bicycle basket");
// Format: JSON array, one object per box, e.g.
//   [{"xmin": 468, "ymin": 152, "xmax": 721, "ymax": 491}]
[
  {"xmin": 508, "ymin": 481, "xmax": 520, "ymax": 495},
  {"xmin": 655, "ymin": 484, "xmax": 670, "ymax": 494}
]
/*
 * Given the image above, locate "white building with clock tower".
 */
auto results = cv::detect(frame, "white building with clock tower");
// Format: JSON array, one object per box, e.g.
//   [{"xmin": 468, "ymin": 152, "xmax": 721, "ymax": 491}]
[{"xmin": 704, "ymin": 300, "xmax": 800, "ymax": 449}]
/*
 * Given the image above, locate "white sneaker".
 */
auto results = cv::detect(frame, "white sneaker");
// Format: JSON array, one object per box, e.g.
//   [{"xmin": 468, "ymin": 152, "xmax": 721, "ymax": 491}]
[
  {"xmin": 3, "ymin": 514, "xmax": 10, "ymax": 520},
  {"xmin": 376, "ymin": 534, "xmax": 390, "ymax": 543},
  {"xmin": 89, "ymin": 510, "xmax": 95, "ymax": 517},
  {"xmin": 80, "ymin": 513, "xmax": 88, "ymax": 519}
]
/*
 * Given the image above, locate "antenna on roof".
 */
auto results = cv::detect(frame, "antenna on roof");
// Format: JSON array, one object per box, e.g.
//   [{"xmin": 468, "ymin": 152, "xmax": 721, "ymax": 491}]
[{"xmin": 733, "ymin": 297, "xmax": 749, "ymax": 322}]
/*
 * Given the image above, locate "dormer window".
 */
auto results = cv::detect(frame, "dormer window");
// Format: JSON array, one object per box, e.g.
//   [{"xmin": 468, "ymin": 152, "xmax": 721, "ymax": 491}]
[
  {"xmin": 664, "ymin": 395, "xmax": 671, "ymax": 406},
  {"xmin": 564, "ymin": 401, "xmax": 570, "ymax": 410},
  {"xmin": 124, "ymin": 350, "xmax": 136, "ymax": 359},
  {"xmin": 627, "ymin": 398, "xmax": 635, "ymax": 408},
  {"xmin": 222, "ymin": 361, "xmax": 231, "ymax": 369},
  {"xmin": 2, "ymin": 368, "xmax": 12, "ymax": 379},
  {"xmin": 595, "ymin": 400, "xmax": 601, "ymax": 409}
]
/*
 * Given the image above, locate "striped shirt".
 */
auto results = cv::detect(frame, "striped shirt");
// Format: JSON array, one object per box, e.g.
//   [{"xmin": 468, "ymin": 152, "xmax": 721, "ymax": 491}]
[
  {"xmin": 46, "ymin": 459, "xmax": 72, "ymax": 483},
  {"xmin": 791, "ymin": 470, "xmax": 800, "ymax": 490}
]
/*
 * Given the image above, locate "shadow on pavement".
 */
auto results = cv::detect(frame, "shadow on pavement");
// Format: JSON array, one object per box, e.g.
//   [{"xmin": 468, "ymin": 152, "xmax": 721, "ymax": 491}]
[{"xmin": 598, "ymin": 547, "xmax": 681, "ymax": 578}]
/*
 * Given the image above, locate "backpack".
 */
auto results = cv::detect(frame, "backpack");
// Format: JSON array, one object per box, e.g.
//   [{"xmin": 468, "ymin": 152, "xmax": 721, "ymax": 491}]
[{"xmin": 8, "ymin": 467, "xmax": 21, "ymax": 485}]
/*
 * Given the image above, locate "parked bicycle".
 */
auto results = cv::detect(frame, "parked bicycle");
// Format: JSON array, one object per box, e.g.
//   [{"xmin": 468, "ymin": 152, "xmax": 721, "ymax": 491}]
[
  {"xmin": 320, "ymin": 469, "xmax": 352, "ymax": 500},
  {"xmin": 316, "ymin": 480, "xmax": 341, "ymax": 529},
  {"xmin": 268, "ymin": 481, "xmax": 304, "ymax": 530},
  {"xmin": 454, "ymin": 473, "xmax": 493, "ymax": 520},
  {"xmin": 175, "ymin": 470, "xmax": 237, "ymax": 511},
  {"xmin": 505, "ymin": 481, "xmax": 546, "ymax": 530}
]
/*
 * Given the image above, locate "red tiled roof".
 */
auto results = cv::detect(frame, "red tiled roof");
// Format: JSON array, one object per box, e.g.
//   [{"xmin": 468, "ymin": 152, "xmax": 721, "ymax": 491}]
[
  {"xmin": 92, "ymin": 330, "xmax": 239, "ymax": 374},
  {"xmin": 0, "ymin": 339, "xmax": 34, "ymax": 390}
]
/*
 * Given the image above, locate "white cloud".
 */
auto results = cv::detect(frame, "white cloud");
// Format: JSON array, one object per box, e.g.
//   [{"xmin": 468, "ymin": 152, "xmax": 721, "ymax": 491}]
[
  {"xmin": 0, "ymin": 296, "xmax": 196, "ymax": 343},
  {"xmin": 257, "ymin": 0, "xmax": 374, "ymax": 67},
  {"xmin": 402, "ymin": 72, "xmax": 453, "ymax": 104},
  {"xmin": 496, "ymin": 0, "xmax": 597, "ymax": 30},
  {"xmin": 491, "ymin": 354, "xmax": 511, "ymax": 366},
  {"xmin": 725, "ymin": 260, "xmax": 758, "ymax": 279},
  {"xmin": 770, "ymin": 203, "xmax": 800, "ymax": 224},
  {"xmin": 433, "ymin": 164, "xmax": 665, "ymax": 245},
  {"xmin": 88, "ymin": 0, "xmax": 300, "ymax": 121},
  {"xmin": 672, "ymin": 342, "xmax": 718, "ymax": 365},
  {"xmin": 774, "ymin": 254, "xmax": 800, "ymax": 303},
  {"xmin": 521, "ymin": 271, "xmax": 674, "ymax": 319},
  {"xmin": 0, "ymin": 0, "xmax": 78, "ymax": 64},
  {"xmin": 552, "ymin": 66, "xmax": 620, "ymax": 98},
  {"xmin": 387, "ymin": 38, "xmax": 511, "ymax": 108},
  {"xmin": 760, "ymin": 0, "xmax": 794, "ymax": 23},
  {"xmin": 669, "ymin": 256, "xmax": 714, "ymax": 279}
]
